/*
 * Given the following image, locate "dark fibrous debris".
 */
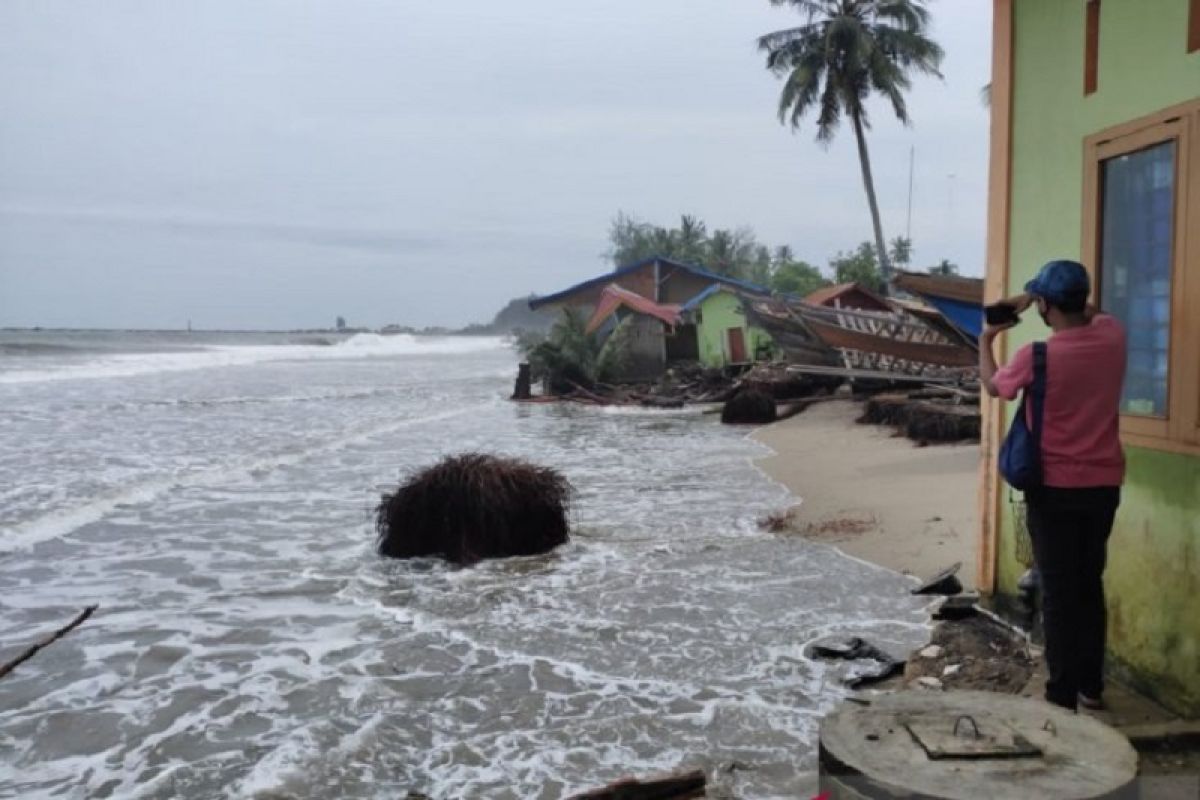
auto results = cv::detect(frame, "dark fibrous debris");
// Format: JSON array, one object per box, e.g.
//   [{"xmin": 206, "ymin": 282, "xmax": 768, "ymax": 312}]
[
  {"xmin": 376, "ymin": 453, "xmax": 572, "ymax": 565},
  {"xmin": 721, "ymin": 389, "xmax": 777, "ymax": 425}
]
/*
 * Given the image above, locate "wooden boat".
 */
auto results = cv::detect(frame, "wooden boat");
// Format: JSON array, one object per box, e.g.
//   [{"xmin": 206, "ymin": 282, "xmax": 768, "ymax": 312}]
[{"xmin": 742, "ymin": 294, "xmax": 977, "ymax": 380}]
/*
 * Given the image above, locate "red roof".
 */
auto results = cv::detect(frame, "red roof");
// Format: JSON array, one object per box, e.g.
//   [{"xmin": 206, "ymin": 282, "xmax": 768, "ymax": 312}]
[
  {"xmin": 804, "ymin": 282, "xmax": 892, "ymax": 311},
  {"xmin": 585, "ymin": 284, "xmax": 683, "ymax": 334}
]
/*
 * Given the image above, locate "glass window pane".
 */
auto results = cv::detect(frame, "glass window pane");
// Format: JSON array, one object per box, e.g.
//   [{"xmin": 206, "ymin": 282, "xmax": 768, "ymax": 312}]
[{"xmin": 1100, "ymin": 140, "xmax": 1176, "ymax": 418}]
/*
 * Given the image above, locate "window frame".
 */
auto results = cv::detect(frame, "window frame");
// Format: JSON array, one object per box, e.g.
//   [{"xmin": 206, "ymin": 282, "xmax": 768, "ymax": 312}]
[{"xmin": 1081, "ymin": 99, "xmax": 1200, "ymax": 455}]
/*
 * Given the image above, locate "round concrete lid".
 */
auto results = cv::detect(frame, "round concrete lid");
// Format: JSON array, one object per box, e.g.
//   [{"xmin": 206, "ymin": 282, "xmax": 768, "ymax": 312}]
[{"xmin": 820, "ymin": 690, "xmax": 1138, "ymax": 799}]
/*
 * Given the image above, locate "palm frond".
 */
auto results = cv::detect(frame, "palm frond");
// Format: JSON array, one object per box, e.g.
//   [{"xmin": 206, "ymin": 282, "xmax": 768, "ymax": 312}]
[
  {"xmin": 874, "ymin": 0, "xmax": 932, "ymax": 31},
  {"xmin": 766, "ymin": 0, "xmax": 840, "ymax": 24},
  {"xmin": 870, "ymin": 24, "xmax": 944, "ymax": 77},
  {"xmin": 815, "ymin": 76, "xmax": 843, "ymax": 143},
  {"xmin": 867, "ymin": 47, "xmax": 911, "ymax": 123},
  {"xmin": 758, "ymin": 24, "xmax": 808, "ymax": 53},
  {"xmin": 778, "ymin": 62, "xmax": 822, "ymax": 127}
]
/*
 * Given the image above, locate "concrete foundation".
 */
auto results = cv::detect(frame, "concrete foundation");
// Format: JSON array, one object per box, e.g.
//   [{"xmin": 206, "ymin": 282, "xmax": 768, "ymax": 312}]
[{"xmin": 819, "ymin": 691, "xmax": 1138, "ymax": 799}]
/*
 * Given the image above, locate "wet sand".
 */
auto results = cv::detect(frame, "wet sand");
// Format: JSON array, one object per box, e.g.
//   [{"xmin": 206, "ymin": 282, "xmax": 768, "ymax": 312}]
[{"xmin": 753, "ymin": 399, "xmax": 979, "ymax": 589}]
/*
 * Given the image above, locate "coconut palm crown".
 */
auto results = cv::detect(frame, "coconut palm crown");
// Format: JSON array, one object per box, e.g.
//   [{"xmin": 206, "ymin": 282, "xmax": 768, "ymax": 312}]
[{"xmin": 759, "ymin": 0, "xmax": 944, "ymax": 286}]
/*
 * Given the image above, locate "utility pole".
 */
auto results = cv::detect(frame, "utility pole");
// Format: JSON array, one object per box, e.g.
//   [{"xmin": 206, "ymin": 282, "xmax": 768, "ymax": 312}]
[{"xmin": 906, "ymin": 146, "xmax": 915, "ymax": 241}]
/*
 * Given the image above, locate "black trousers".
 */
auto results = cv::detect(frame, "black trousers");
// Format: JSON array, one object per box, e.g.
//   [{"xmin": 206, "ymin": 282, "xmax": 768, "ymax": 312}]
[{"xmin": 1025, "ymin": 486, "xmax": 1120, "ymax": 711}]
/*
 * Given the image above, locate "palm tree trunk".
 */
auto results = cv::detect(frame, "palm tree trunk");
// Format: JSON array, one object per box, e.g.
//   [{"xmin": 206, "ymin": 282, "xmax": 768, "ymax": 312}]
[{"xmin": 850, "ymin": 109, "xmax": 893, "ymax": 293}]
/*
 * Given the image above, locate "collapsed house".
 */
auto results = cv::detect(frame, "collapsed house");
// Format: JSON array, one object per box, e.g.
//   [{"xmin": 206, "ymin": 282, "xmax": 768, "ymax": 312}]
[
  {"xmin": 528, "ymin": 257, "xmax": 984, "ymax": 392},
  {"xmin": 529, "ymin": 257, "xmax": 776, "ymax": 378}
]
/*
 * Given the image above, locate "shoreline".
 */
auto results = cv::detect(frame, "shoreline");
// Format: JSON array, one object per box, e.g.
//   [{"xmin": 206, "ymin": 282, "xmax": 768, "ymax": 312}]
[{"xmin": 751, "ymin": 398, "xmax": 978, "ymax": 588}]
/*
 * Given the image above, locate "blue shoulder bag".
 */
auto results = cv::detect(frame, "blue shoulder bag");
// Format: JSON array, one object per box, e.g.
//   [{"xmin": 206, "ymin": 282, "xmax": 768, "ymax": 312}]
[{"xmin": 998, "ymin": 342, "xmax": 1047, "ymax": 492}]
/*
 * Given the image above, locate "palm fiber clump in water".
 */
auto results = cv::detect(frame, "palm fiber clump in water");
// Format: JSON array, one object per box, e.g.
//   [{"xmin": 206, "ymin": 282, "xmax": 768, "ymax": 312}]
[
  {"xmin": 721, "ymin": 388, "xmax": 777, "ymax": 425},
  {"xmin": 376, "ymin": 453, "xmax": 572, "ymax": 565}
]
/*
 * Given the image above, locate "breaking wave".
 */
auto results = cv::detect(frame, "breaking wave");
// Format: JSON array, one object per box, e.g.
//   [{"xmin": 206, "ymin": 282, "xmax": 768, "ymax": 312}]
[{"xmin": 0, "ymin": 333, "xmax": 509, "ymax": 384}]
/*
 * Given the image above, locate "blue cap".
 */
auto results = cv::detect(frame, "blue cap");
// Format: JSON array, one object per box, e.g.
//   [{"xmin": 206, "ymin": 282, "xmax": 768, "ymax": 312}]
[{"xmin": 1024, "ymin": 259, "xmax": 1090, "ymax": 305}]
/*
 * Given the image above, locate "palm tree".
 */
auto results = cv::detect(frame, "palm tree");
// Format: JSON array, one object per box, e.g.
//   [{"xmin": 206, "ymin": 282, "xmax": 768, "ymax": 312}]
[{"xmin": 759, "ymin": 0, "xmax": 943, "ymax": 290}]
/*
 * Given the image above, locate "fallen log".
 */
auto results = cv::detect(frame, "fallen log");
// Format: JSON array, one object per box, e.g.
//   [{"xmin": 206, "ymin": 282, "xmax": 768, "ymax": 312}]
[
  {"xmin": 0, "ymin": 605, "xmax": 98, "ymax": 680},
  {"xmin": 568, "ymin": 770, "xmax": 706, "ymax": 800}
]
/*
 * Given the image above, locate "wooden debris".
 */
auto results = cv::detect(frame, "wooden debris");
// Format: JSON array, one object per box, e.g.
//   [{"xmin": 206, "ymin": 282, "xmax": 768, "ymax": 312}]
[
  {"xmin": 511, "ymin": 362, "xmax": 533, "ymax": 400},
  {"xmin": 858, "ymin": 390, "xmax": 981, "ymax": 444},
  {"xmin": 0, "ymin": 605, "xmax": 98, "ymax": 680},
  {"xmin": 912, "ymin": 562, "xmax": 965, "ymax": 596},
  {"xmin": 808, "ymin": 636, "xmax": 906, "ymax": 689},
  {"xmin": 568, "ymin": 769, "xmax": 706, "ymax": 800}
]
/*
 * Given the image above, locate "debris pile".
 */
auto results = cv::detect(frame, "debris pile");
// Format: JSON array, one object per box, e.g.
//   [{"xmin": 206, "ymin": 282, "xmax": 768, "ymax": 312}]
[{"xmin": 858, "ymin": 389, "xmax": 981, "ymax": 444}]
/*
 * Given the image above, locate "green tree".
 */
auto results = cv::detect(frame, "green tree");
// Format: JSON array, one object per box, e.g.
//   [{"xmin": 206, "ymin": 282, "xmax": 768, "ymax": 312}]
[
  {"xmin": 830, "ymin": 241, "xmax": 884, "ymax": 292},
  {"xmin": 676, "ymin": 215, "xmax": 709, "ymax": 264},
  {"xmin": 747, "ymin": 245, "xmax": 775, "ymax": 286},
  {"xmin": 889, "ymin": 236, "xmax": 912, "ymax": 269},
  {"xmin": 703, "ymin": 228, "xmax": 759, "ymax": 279},
  {"xmin": 929, "ymin": 258, "xmax": 959, "ymax": 276},
  {"xmin": 607, "ymin": 211, "xmax": 654, "ymax": 267},
  {"xmin": 771, "ymin": 259, "xmax": 829, "ymax": 296},
  {"xmin": 759, "ymin": 0, "xmax": 943, "ymax": 291},
  {"xmin": 519, "ymin": 309, "xmax": 637, "ymax": 390},
  {"xmin": 606, "ymin": 213, "xmax": 778, "ymax": 283}
]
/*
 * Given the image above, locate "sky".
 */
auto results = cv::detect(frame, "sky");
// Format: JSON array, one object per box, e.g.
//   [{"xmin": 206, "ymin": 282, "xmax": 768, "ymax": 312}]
[{"xmin": 0, "ymin": 0, "xmax": 993, "ymax": 331}]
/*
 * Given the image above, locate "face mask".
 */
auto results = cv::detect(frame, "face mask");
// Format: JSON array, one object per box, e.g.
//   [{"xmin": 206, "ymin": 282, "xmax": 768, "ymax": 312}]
[{"xmin": 1037, "ymin": 301, "xmax": 1050, "ymax": 326}]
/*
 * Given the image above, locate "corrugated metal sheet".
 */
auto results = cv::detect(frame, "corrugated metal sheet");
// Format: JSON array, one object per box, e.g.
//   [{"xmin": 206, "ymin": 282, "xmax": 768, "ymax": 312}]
[
  {"xmin": 584, "ymin": 284, "xmax": 683, "ymax": 334},
  {"xmin": 804, "ymin": 282, "xmax": 892, "ymax": 311},
  {"xmin": 893, "ymin": 271, "xmax": 984, "ymax": 305}
]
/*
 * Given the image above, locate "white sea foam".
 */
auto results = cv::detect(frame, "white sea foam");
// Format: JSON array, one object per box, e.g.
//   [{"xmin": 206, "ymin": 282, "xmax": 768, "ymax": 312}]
[
  {"xmin": 0, "ymin": 344, "xmax": 932, "ymax": 799},
  {"xmin": 0, "ymin": 333, "xmax": 509, "ymax": 384},
  {"xmin": 2, "ymin": 404, "xmax": 486, "ymax": 551}
]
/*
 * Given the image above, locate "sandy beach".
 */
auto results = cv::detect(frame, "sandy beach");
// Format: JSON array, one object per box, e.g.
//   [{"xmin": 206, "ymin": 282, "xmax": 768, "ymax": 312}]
[{"xmin": 753, "ymin": 398, "xmax": 979, "ymax": 588}]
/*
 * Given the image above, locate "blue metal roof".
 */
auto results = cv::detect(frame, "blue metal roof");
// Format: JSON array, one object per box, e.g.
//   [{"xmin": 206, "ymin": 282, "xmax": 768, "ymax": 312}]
[
  {"xmin": 528, "ymin": 256, "xmax": 770, "ymax": 310},
  {"xmin": 679, "ymin": 283, "xmax": 726, "ymax": 313},
  {"xmin": 921, "ymin": 294, "xmax": 983, "ymax": 340}
]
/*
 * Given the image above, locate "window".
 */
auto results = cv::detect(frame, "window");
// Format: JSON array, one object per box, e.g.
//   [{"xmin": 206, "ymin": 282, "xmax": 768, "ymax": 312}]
[
  {"xmin": 1099, "ymin": 141, "xmax": 1175, "ymax": 417},
  {"xmin": 1083, "ymin": 101, "xmax": 1200, "ymax": 453}
]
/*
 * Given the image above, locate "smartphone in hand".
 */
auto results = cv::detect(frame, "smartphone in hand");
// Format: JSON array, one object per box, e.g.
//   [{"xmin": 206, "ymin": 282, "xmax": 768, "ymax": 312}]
[{"xmin": 985, "ymin": 302, "xmax": 1021, "ymax": 326}]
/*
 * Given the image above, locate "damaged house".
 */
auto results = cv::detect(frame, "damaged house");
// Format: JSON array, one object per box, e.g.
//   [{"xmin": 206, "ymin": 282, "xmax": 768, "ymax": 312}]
[{"xmin": 529, "ymin": 257, "xmax": 776, "ymax": 378}]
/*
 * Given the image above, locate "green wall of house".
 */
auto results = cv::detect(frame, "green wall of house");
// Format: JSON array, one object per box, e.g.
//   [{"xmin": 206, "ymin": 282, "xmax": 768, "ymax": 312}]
[
  {"xmin": 696, "ymin": 292, "xmax": 773, "ymax": 368},
  {"xmin": 1000, "ymin": 0, "xmax": 1200, "ymax": 713}
]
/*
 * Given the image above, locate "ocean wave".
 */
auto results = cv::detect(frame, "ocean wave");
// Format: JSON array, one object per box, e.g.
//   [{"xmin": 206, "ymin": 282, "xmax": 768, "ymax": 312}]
[
  {"xmin": 0, "ymin": 334, "xmax": 510, "ymax": 385},
  {"xmin": 1, "ymin": 404, "xmax": 486, "ymax": 551}
]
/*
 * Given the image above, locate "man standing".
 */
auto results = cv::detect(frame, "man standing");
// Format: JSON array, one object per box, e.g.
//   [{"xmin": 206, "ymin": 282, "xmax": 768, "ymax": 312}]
[{"xmin": 979, "ymin": 260, "xmax": 1127, "ymax": 712}]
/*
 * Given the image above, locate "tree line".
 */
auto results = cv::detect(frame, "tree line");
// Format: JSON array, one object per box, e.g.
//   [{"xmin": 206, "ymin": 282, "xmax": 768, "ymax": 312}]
[{"xmin": 608, "ymin": 212, "xmax": 958, "ymax": 298}]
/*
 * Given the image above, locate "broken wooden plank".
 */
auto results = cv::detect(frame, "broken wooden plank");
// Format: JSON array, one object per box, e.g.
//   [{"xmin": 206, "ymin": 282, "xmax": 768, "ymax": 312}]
[{"xmin": 568, "ymin": 770, "xmax": 706, "ymax": 800}]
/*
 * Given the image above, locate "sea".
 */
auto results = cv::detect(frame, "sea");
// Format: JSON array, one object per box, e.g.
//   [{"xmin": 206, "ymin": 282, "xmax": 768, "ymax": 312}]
[{"xmin": 0, "ymin": 330, "xmax": 930, "ymax": 799}]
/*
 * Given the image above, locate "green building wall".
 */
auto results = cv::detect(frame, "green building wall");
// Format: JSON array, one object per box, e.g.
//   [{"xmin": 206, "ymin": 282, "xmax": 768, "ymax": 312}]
[
  {"xmin": 695, "ymin": 291, "xmax": 773, "ymax": 368},
  {"xmin": 1001, "ymin": 0, "xmax": 1200, "ymax": 713}
]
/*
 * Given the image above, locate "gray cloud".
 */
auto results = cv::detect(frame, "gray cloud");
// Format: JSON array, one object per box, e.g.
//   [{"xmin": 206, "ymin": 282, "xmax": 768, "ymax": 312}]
[{"xmin": 0, "ymin": 0, "xmax": 992, "ymax": 330}]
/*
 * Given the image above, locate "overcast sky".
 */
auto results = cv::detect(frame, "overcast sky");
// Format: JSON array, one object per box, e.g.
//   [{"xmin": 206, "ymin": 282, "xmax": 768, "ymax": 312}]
[{"xmin": 0, "ymin": 1, "xmax": 992, "ymax": 330}]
